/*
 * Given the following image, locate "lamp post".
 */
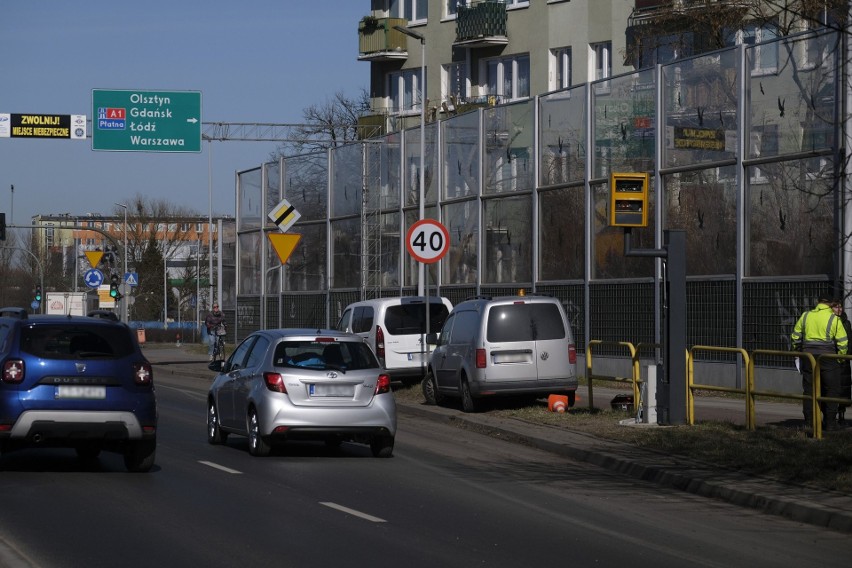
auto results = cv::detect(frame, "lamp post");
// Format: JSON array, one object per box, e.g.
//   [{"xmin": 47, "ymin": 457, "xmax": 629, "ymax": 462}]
[
  {"xmin": 114, "ymin": 202, "xmax": 128, "ymax": 322},
  {"xmin": 394, "ymin": 24, "xmax": 426, "ymax": 297}
]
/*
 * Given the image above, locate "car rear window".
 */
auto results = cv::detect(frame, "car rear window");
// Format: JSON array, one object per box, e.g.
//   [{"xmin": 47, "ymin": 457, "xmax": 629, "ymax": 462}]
[
  {"xmin": 273, "ymin": 340, "xmax": 380, "ymax": 371},
  {"xmin": 384, "ymin": 303, "xmax": 450, "ymax": 335},
  {"xmin": 20, "ymin": 324, "xmax": 135, "ymax": 359},
  {"xmin": 486, "ymin": 303, "xmax": 567, "ymax": 343}
]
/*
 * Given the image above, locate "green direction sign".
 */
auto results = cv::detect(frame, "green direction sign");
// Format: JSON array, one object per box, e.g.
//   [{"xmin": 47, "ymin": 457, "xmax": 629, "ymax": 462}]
[{"xmin": 92, "ymin": 89, "xmax": 201, "ymax": 152}]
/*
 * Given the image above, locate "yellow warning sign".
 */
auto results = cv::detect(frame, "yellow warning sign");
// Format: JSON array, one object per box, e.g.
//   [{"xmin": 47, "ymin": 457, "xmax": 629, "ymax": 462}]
[
  {"xmin": 268, "ymin": 233, "xmax": 302, "ymax": 264},
  {"xmin": 85, "ymin": 251, "xmax": 104, "ymax": 268}
]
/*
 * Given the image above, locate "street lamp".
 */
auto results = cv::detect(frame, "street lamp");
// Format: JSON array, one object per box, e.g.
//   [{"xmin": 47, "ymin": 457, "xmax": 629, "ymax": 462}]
[
  {"xmin": 394, "ymin": 24, "xmax": 426, "ymax": 297},
  {"xmin": 114, "ymin": 202, "xmax": 128, "ymax": 322}
]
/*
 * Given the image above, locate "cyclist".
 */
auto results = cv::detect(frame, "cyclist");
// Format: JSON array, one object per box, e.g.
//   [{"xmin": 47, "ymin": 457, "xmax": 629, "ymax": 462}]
[{"xmin": 204, "ymin": 304, "xmax": 226, "ymax": 361}]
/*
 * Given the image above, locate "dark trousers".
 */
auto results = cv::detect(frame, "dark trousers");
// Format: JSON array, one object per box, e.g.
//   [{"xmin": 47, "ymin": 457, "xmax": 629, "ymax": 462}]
[{"xmin": 801, "ymin": 356, "xmax": 843, "ymax": 425}]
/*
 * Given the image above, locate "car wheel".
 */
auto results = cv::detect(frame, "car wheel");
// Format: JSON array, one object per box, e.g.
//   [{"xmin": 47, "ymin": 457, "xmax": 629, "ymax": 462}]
[
  {"xmin": 421, "ymin": 371, "xmax": 443, "ymax": 406},
  {"xmin": 248, "ymin": 408, "xmax": 271, "ymax": 457},
  {"xmin": 568, "ymin": 391, "xmax": 576, "ymax": 407},
  {"xmin": 75, "ymin": 447, "xmax": 101, "ymax": 460},
  {"xmin": 370, "ymin": 435, "xmax": 394, "ymax": 458},
  {"xmin": 461, "ymin": 377, "xmax": 479, "ymax": 413},
  {"xmin": 207, "ymin": 399, "xmax": 228, "ymax": 445},
  {"xmin": 124, "ymin": 439, "xmax": 156, "ymax": 473}
]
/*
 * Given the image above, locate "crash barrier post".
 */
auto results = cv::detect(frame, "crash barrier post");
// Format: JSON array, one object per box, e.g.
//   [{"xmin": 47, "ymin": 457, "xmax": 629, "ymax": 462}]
[
  {"xmin": 749, "ymin": 350, "xmax": 818, "ymax": 437},
  {"xmin": 814, "ymin": 353, "xmax": 852, "ymax": 438},
  {"xmin": 687, "ymin": 346, "xmax": 751, "ymax": 428},
  {"xmin": 585, "ymin": 340, "xmax": 639, "ymax": 412}
]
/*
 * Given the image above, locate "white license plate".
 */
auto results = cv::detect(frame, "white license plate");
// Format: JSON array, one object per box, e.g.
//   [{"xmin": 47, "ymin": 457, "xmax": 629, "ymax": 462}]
[
  {"xmin": 309, "ymin": 384, "xmax": 354, "ymax": 397},
  {"xmin": 56, "ymin": 385, "xmax": 106, "ymax": 399}
]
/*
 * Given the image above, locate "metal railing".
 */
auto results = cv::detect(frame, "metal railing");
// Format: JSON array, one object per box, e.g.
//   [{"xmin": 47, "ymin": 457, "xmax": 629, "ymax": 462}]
[{"xmin": 587, "ymin": 341, "xmax": 849, "ymax": 440}]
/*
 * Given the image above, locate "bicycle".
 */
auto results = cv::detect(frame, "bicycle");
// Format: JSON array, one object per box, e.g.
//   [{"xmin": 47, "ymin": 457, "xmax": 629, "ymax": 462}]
[{"xmin": 212, "ymin": 324, "xmax": 227, "ymax": 361}]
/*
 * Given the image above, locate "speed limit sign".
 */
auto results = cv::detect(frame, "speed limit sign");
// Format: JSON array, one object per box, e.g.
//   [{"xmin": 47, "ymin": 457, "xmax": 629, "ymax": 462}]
[{"xmin": 406, "ymin": 219, "xmax": 450, "ymax": 264}]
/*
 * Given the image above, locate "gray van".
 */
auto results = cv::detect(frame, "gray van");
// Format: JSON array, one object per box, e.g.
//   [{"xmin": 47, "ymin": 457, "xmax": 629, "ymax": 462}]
[
  {"xmin": 335, "ymin": 296, "xmax": 453, "ymax": 383},
  {"xmin": 423, "ymin": 295, "xmax": 578, "ymax": 412}
]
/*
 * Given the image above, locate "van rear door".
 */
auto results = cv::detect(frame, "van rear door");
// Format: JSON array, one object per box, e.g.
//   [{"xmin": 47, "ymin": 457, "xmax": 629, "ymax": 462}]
[
  {"xmin": 484, "ymin": 303, "xmax": 538, "ymax": 384},
  {"xmin": 529, "ymin": 302, "xmax": 575, "ymax": 384}
]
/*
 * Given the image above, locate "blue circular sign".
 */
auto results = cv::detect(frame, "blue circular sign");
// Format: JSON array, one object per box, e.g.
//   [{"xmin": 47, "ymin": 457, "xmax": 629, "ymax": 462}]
[{"xmin": 84, "ymin": 269, "xmax": 104, "ymax": 288}]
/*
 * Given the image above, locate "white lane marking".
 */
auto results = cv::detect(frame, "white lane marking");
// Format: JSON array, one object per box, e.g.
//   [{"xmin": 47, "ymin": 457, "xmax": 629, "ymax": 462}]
[
  {"xmin": 199, "ymin": 460, "xmax": 243, "ymax": 474},
  {"xmin": 320, "ymin": 502, "xmax": 387, "ymax": 523}
]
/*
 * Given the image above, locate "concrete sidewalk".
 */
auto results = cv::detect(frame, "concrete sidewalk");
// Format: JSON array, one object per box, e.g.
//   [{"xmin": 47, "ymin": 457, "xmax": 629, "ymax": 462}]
[{"xmin": 144, "ymin": 343, "xmax": 852, "ymax": 535}]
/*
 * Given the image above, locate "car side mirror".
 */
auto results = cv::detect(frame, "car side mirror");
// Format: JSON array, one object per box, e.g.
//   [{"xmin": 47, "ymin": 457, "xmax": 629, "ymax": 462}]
[
  {"xmin": 425, "ymin": 332, "xmax": 438, "ymax": 345},
  {"xmin": 208, "ymin": 360, "xmax": 226, "ymax": 373}
]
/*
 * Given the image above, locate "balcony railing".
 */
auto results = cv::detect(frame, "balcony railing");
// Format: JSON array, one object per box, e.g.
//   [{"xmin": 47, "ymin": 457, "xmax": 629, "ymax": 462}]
[
  {"xmin": 454, "ymin": 1, "xmax": 508, "ymax": 47},
  {"xmin": 358, "ymin": 17, "xmax": 409, "ymax": 61}
]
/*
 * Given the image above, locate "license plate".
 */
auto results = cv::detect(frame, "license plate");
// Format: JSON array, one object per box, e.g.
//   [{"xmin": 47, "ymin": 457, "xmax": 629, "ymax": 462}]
[
  {"xmin": 56, "ymin": 385, "xmax": 106, "ymax": 399},
  {"xmin": 309, "ymin": 384, "xmax": 354, "ymax": 397}
]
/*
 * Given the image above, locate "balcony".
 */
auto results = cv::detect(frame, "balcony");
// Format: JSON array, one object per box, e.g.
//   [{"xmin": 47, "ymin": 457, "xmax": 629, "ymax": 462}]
[
  {"xmin": 454, "ymin": 1, "xmax": 508, "ymax": 48},
  {"xmin": 358, "ymin": 17, "xmax": 409, "ymax": 61}
]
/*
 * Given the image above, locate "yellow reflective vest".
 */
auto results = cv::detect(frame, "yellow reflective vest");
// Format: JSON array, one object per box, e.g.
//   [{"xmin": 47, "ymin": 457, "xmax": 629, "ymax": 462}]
[{"xmin": 791, "ymin": 302, "xmax": 849, "ymax": 355}]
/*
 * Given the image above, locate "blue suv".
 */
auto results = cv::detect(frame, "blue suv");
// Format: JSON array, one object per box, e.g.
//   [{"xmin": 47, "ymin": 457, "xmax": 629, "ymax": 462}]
[{"xmin": 0, "ymin": 308, "xmax": 157, "ymax": 472}]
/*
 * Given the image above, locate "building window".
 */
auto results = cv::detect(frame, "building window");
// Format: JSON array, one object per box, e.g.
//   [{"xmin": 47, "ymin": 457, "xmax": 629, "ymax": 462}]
[
  {"xmin": 591, "ymin": 41, "xmax": 612, "ymax": 81},
  {"xmin": 483, "ymin": 54, "xmax": 530, "ymax": 102},
  {"xmin": 196, "ymin": 223, "xmax": 204, "ymax": 233},
  {"xmin": 390, "ymin": 0, "xmax": 427, "ymax": 24},
  {"xmin": 550, "ymin": 47, "xmax": 572, "ymax": 91},
  {"xmin": 445, "ymin": 0, "xmax": 467, "ymax": 18},
  {"xmin": 505, "ymin": 0, "xmax": 529, "ymax": 7},
  {"xmin": 726, "ymin": 23, "xmax": 778, "ymax": 75},
  {"xmin": 388, "ymin": 68, "xmax": 425, "ymax": 115},
  {"xmin": 442, "ymin": 61, "xmax": 468, "ymax": 105}
]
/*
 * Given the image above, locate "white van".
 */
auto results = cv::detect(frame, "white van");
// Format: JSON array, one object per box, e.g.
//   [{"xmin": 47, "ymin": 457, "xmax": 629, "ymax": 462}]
[
  {"xmin": 335, "ymin": 296, "xmax": 453, "ymax": 383},
  {"xmin": 424, "ymin": 294, "xmax": 578, "ymax": 412}
]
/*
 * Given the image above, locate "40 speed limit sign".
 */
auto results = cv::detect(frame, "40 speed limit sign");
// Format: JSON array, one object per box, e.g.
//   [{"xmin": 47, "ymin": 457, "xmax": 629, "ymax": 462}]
[{"xmin": 406, "ymin": 219, "xmax": 450, "ymax": 264}]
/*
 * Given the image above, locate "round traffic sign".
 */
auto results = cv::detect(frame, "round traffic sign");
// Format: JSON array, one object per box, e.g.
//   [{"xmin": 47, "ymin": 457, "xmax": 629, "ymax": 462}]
[
  {"xmin": 406, "ymin": 219, "xmax": 450, "ymax": 264},
  {"xmin": 84, "ymin": 268, "xmax": 104, "ymax": 289}
]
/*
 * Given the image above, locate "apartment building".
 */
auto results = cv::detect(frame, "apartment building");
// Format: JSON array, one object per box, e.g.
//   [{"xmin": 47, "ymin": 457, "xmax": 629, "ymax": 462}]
[{"xmin": 358, "ymin": 0, "xmax": 634, "ymax": 133}]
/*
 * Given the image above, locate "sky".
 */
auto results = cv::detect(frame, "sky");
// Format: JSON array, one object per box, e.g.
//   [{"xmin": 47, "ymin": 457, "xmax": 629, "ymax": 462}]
[{"xmin": 0, "ymin": 0, "xmax": 368, "ymax": 228}]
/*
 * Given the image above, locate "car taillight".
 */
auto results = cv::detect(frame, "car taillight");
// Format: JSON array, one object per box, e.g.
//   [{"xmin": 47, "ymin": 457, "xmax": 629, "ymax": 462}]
[
  {"xmin": 264, "ymin": 372, "xmax": 287, "ymax": 393},
  {"xmin": 375, "ymin": 325, "xmax": 385, "ymax": 361},
  {"xmin": 3, "ymin": 359, "xmax": 24, "ymax": 384},
  {"xmin": 476, "ymin": 349, "xmax": 487, "ymax": 369},
  {"xmin": 568, "ymin": 344, "xmax": 577, "ymax": 365},
  {"xmin": 375, "ymin": 374, "xmax": 391, "ymax": 395},
  {"xmin": 133, "ymin": 362, "xmax": 153, "ymax": 385}
]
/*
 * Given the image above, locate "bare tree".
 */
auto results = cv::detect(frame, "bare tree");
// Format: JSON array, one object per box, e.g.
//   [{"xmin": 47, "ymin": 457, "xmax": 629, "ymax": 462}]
[{"xmin": 274, "ymin": 89, "xmax": 372, "ymax": 157}]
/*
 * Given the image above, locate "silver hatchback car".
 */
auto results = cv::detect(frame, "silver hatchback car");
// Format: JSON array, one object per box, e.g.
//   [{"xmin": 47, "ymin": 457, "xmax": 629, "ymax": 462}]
[{"xmin": 206, "ymin": 329, "xmax": 396, "ymax": 457}]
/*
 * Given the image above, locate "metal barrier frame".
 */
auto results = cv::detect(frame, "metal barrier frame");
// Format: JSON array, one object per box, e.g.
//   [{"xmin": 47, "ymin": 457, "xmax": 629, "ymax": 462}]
[
  {"xmin": 687, "ymin": 346, "xmax": 751, "ymax": 427},
  {"xmin": 585, "ymin": 340, "xmax": 661, "ymax": 413}
]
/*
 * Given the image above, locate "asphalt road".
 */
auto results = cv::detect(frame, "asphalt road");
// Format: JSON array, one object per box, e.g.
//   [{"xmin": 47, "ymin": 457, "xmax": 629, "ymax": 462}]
[{"xmin": 0, "ymin": 364, "xmax": 848, "ymax": 568}]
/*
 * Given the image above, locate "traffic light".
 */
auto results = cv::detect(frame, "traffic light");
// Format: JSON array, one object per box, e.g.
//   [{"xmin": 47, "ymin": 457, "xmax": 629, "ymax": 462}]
[
  {"xmin": 34, "ymin": 285, "xmax": 42, "ymax": 303},
  {"xmin": 109, "ymin": 274, "xmax": 120, "ymax": 298},
  {"xmin": 0, "ymin": 212, "xmax": 6, "ymax": 241}
]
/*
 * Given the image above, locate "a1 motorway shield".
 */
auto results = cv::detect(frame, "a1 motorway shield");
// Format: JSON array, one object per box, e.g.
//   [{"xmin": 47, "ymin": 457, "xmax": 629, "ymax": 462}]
[{"xmin": 92, "ymin": 89, "xmax": 201, "ymax": 152}]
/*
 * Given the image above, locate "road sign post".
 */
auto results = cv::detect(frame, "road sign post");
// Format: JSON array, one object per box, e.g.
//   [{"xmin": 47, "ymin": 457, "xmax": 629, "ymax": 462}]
[
  {"xmin": 406, "ymin": 219, "xmax": 450, "ymax": 355},
  {"xmin": 92, "ymin": 89, "xmax": 201, "ymax": 152}
]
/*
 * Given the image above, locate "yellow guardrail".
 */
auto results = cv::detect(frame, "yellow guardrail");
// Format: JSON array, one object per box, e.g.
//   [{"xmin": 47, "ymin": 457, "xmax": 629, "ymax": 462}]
[
  {"xmin": 687, "ymin": 346, "xmax": 751, "ymax": 427},
  {"xmin": 591, "ymin": 341, "xmax": 849, "ymax": 440},
  {"xmin": 585, "ymin": 340, "xmax": 659, "ymax": 413}
]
